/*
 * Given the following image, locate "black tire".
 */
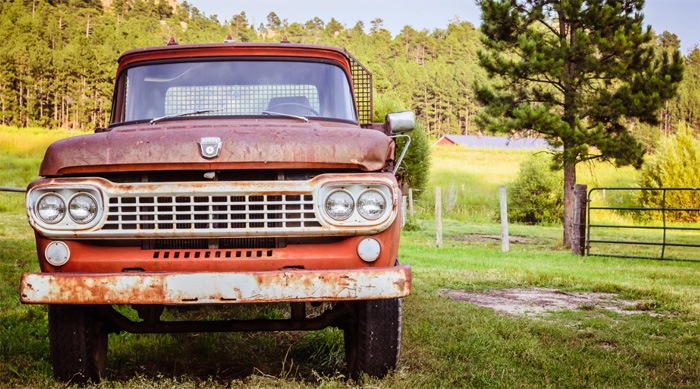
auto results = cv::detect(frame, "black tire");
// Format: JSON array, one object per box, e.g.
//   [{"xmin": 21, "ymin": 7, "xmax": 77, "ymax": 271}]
[
  {"xmin": 344, "ymin": 298, "xmax": 403, "ymax": 380},
  {"xmin": 48, "ymin": 305, "xmax": 108, "ymax": 384}
]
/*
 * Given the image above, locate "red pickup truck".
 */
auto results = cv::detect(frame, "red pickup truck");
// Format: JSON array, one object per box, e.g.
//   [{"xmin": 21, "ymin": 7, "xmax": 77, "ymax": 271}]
[{"xmin": 20, "ymin": 37, "xmax": 413, "ymax": 383}]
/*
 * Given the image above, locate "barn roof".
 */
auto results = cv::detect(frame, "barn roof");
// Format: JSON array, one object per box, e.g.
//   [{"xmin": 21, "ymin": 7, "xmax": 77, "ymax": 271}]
[{"xmin": 434, "ymin": 134, "xmax": 555, "ymax": 150}]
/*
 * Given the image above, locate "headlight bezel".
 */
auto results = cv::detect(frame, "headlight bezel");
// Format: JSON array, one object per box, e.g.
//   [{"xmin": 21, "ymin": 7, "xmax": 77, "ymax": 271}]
[
  {"xmin": 28, "ymin": 186, "xmax": 103, "ymax": 231},
  {"xmin": 319, "ymin": 183, "xmax": 395, "ymax": 226}
]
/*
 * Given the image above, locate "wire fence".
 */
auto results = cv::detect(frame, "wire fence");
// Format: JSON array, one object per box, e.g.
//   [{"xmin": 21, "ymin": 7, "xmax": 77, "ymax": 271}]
[
  {"xmin": 409, "ymin": 184, "xmax": 700, "ymax": 262},
  {"xmin": 406, "ymin": 185, "xmax": 563, "ymax": 225}
]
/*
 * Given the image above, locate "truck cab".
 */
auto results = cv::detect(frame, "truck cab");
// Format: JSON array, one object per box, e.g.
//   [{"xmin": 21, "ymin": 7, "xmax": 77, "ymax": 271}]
[{"xmin": 20, "ymin": 38, "xmax": 413, "ymax": 383}]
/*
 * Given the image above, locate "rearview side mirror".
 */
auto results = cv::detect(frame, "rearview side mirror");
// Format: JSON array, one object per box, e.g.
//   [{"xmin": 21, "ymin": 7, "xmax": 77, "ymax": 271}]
[{"xmin": 386, "ymin": 111, "xmax": 415, "ymax": 134}]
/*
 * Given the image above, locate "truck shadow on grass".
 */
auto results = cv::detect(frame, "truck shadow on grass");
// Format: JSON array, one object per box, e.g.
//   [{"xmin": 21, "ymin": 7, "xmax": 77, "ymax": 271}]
[
  {"xmin": 105, "ymin": 324, "xmax": 347, "ymax": 384},
  {"xmin": 0, "ymin": 305, "xmax": 348, "ymax": 386}
]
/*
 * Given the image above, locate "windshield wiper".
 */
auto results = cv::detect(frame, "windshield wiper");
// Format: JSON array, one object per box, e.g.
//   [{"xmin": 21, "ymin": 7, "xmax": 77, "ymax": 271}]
[
  {"xmin": 150, "ymin": 108, "xmax": 224, "ymax": 125},
  {"xmin": 261, "ymin": 111, "xmax": 309, "ymax": 123}
]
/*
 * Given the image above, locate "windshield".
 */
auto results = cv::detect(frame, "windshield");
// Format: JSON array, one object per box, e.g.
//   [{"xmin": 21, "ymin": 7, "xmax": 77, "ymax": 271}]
[{"xmin": 114, "ymin": 60, "xmax": 357, "ymax": 124}]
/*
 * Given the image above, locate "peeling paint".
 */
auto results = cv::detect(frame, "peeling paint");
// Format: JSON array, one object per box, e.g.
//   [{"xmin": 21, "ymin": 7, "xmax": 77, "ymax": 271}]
[{"xmin": 20, "ymin": 266, "xmax": 411, "ymax": 305}]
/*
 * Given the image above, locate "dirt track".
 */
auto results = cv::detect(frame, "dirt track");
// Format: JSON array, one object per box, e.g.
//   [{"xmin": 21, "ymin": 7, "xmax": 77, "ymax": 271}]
[{"xmin": 440, "ymin": 287, "xmax": 656, "ymax": 317}]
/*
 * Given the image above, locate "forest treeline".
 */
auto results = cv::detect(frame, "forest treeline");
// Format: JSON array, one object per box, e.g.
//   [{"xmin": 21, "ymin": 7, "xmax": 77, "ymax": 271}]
[{"xmin": 0, "ymin": 0, "xmax": 698, "ymax": 148}]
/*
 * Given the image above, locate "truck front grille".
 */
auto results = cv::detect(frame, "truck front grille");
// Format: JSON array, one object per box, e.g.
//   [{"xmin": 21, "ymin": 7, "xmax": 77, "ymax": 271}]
[
  {"xmin": 28, "ymin": 176, "xmax": 397, "ymax": 240},
  {"xmin": 104, "ymin": 193, "xmax": 321, "ymax": 232}
]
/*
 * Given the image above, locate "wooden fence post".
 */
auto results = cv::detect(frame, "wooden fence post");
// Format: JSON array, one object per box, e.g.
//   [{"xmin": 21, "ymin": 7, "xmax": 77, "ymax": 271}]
[
  {"xmin": 408, "ymin": 188, "xmax": 414, "ymax": 219},
  {"xmin": 436, "ymin": 186, "xmax": 442, "ymax": 248},
  {"xmin": 402, "ymin": 195, "xmax": 407, "ymax": 226},
  {"xmin": 572, "ymin": 184, "xmax": 588, "ymax": 256},
  {"xmin": 499, "ymin": 185, "xmax": 509, "ymax": 253}
]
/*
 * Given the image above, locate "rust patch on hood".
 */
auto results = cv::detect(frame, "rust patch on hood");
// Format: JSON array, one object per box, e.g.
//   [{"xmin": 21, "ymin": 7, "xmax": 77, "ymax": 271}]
[{"xmin": 40, "ymin": 120, "xmax": 392, "ymax": 176}]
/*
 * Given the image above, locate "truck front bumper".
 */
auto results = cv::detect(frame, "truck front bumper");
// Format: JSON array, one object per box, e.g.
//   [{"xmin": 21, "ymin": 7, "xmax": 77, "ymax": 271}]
[{"xmin": 20, "ymin": 266, "xmax": 411, "ymax": 305}]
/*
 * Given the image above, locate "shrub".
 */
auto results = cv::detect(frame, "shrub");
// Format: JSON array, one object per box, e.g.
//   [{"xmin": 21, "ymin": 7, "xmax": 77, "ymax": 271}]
[
  {"xmin": 507, "ymin": 153, "xmax": 563, "ymax": 225},
  {"xmin": 639, "ymin": 127, "xmax": 700, "ymax": 222},
  {"xmin": 396, "ymin": 121, "xmax": 430, "ymax": 196}
]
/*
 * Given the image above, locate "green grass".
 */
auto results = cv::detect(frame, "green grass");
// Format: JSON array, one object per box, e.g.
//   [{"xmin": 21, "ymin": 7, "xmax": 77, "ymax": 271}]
[{"xmin": 1, "ymin": 130, "xmax": 699, "ymax": 387}]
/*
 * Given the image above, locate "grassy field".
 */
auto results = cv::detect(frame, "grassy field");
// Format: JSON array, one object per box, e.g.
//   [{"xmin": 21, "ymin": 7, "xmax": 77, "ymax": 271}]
[
  {"xmin": 1, "ymin": 128, "xmax": 699, "ymax": 388},
  {"xmin": 0, "ymin": 126, "xmax": 87, "ymax": 212},
  {"xmin": 418, "ymin": 145, "xmax": 640, "ymax": 223},
  {"xmin": 422, "ymin": 145, "xmax": 698, "ymax": 261}
]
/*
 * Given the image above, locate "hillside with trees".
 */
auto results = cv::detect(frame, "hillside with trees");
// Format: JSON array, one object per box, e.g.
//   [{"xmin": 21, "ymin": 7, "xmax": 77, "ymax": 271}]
[{"xmin": 0, "ymin": 0, "xmax": 698, "ymax": 146}]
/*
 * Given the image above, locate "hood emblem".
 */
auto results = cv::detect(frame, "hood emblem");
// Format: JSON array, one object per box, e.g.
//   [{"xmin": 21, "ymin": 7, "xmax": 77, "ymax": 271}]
[{"xmin": 199, "ymin": 137, "xmax": 222, "ymax": 159}]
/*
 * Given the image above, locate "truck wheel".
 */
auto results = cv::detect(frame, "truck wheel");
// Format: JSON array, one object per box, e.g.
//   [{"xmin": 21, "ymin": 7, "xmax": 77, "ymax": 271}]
[
  {"xmin": 48, "ymin": 305, "xmax": 108, "ymax": 384},
  {"xmin": 344, "ymin": 298, "xmax": 402, "ymax": 380}
]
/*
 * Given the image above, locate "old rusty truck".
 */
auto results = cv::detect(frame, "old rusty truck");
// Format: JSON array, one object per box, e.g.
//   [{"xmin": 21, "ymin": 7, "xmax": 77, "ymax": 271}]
[{"xmin": 20, "ymin": 36, "xmax": 413, "ymax": 383}]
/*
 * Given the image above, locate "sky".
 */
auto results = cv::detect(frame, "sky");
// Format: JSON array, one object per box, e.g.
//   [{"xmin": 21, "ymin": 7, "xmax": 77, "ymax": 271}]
[{"xmin": 186, "ymin": 0, "xmax": 700, "ymax": 54}]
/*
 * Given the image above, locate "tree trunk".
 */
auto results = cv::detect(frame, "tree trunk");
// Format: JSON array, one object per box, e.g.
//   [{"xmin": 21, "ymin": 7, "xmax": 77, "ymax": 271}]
[
  {"xmin": 39, "ymin": 85, "xmax": 43, "ymax": 120},
  {"xmin": 19, "ymin": 80, "xmax": 24, "ymax": 126},
  {"xmin": 464, "ymin": 104, "xmax": 469, "ymax": 135},
  {"xmin": 563, "ymin": 163, "xmax": 576, "ymax": 248},
  {"xmin": 559, "ymin": 13, "xmax": 578, "ymax": 249},
  {"xmin": 53, "ymin": 90, "xmax": 58, "ymax": 124}
]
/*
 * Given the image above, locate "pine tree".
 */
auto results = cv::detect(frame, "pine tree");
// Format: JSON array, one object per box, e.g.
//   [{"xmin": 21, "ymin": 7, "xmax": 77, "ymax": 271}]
[
  {"xmin": 670, "ymin": 48, "xmax": 700, "ymax": 132},
  {"xmin": 266, "ymin": 11, "xmax": 282, "ymax": 31},
  {"xmin": 475, "ymin": 0, "xmax": 684, "ymax": 247}
]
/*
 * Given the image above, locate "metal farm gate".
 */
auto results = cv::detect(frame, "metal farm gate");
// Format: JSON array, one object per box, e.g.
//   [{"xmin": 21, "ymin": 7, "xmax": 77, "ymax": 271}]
[{"xmin": 586, "ymin": 187, "xmax": 700, "ymax": 261}]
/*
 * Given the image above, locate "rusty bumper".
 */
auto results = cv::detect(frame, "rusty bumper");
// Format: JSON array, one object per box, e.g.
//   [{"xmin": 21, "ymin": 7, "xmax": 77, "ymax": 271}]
[{"xmin": 20, "ymin": 266, "xmax": 411, "ymax": 305}]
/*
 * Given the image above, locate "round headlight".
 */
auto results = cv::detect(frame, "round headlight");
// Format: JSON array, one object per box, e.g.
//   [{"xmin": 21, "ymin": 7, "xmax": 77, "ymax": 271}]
[
  {"xmin": 357, "ymin": 189, "xmax": 387, "ymax": 220},
  {"xmin": 69, "ymin": 193, "xmax": 98, "ymax": 224},
  {"xmin": 325, "ymin": 190, "xmax": 354, "ymax": 221},
  {"xmin": 37, "ymin": 194, "xmax": 66, "ymax": 224}
]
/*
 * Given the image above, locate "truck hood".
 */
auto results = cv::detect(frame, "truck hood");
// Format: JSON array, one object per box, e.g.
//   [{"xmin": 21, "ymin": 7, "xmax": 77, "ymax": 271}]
[{"xmin": 39, "ymin": 120, "xmax": 393, "ymax": 176}]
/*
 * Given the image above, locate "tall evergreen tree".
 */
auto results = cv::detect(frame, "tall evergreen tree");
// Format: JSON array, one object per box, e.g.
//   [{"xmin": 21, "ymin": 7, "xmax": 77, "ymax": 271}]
[
  {"xmin": 229, "ymin": 12, "xmax": 256, "ymax": 42},
  {"xmin": 475, "ymin": 0, "xmax": 684, "ymax": 247},
  {"xmin": 671, "ymin": 48, "xmax": 700, "ymax": 131},
  {"xmin": 265, "ymin": 11, "xmax": 282, "ymax": 31}
]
